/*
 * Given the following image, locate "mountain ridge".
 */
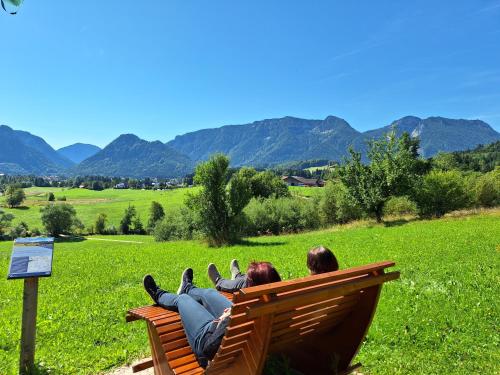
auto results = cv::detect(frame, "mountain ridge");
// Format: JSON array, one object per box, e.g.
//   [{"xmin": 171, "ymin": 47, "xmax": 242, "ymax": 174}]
[{"xmin": 57, "ymin": 143, "xmax": 101, "ymax": 164}]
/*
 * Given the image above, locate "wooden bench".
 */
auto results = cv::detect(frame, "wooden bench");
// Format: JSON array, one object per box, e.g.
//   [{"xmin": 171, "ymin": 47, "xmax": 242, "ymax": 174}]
[{"xmin": 126, "ymin": 261, "xmax": 399, "ymax": 375}]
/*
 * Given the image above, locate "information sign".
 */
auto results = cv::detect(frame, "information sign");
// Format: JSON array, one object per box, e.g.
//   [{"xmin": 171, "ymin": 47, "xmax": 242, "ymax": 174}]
[{"xmin": 8, "ymin": 237, "xmax": 54, "ymax": 279}]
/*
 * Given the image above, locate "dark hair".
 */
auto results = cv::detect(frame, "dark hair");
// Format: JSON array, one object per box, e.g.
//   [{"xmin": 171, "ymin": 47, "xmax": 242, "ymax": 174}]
[
  {"xmin": 246, "ymin": 262, "xmax": 282, "ymax": 287},
  {"xmin": 307, "ymin": 246, "xmax": 339, "ymax": 275}
]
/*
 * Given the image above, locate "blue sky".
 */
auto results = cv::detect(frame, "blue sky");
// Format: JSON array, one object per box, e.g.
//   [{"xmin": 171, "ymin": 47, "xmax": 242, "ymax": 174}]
[{"xmin": 1, "ymin": 1, "xmax": 499, "ymax": 149}]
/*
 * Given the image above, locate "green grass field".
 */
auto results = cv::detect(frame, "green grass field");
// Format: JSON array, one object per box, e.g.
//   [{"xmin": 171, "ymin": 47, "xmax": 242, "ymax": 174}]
[
  {"xmin": 0, "ymin": 211, "xmax": 498, "ymax": 374},
  {"xmin": 0, "ymin": 187, "xmax": 197, "ymax": 230}
]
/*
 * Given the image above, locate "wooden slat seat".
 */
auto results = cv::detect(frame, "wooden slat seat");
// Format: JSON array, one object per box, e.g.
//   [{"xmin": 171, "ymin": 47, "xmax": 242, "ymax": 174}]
[{"xmin": 126, "ymin": 261, "xmax": 399, "ymax": 375}]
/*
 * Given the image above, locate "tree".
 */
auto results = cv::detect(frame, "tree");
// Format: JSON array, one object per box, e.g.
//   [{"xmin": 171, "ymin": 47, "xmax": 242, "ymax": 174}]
[
  {"xmin": 339, "ymin": 130, "xmax": 423, "ymax": 222},
  {"xmin": 5, "ymin": 185, "xmax": 25, "ymax": 208},
  {"xmin": 94, "ymin": 213, "xmax": 107, "ymax": 234},
  {"xmin": 132, "ymin": 215, "xmax": 145, "ymax": 234},
  {"xmin": 91, "ymin": 181, "xmax": 104, "ymax": 191},
  {"xmin": 187, "ymin": 154, "xmax": 252, "ymax": 246},
  {"xmin": 48, "ymin": 192, "xmax": 55, "ymax": 201},
  {"xmin": 40, "ymin": 204, "xmax": 80, "ymax": 236},
  {"xmin": 120, "ymin": 205, "xmax": 137, "ymax": 234},
  {"xmin": 0, "ymin": 209, "xmax": 14, "ymax": 236},
  {"xmin": 147, "ymin": 201, "xmax": 165, "ymax": 233}
]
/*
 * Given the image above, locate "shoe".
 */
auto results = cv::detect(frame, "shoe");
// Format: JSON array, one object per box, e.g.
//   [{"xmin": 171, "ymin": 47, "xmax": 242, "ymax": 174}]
[
  {"xmin": 230, "ymin": 259, "xmax": 241, "ymax": 280},
  {"xmin": 208, "ymin": 263, "xmax": 221, "ymax": 286},
  {"xmin": 143, "ymin": 274, "xmax": 160, "ymax": 303},
  {"xmin": 177, "ymin": 268, "xmax": 194, "ymax": 295}
]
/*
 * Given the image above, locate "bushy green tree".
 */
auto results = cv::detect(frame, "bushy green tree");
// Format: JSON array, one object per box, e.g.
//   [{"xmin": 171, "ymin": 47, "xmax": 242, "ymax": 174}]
[
  {"xmin": 231, "ymin": 168, "xmax": 290, "ymax": 199},
  {"xmin": 339, "ymin": 130, "xmax": 423, "ymax": 222},
  {"xmin": 474, "ymin": 168, "xmax": 500, "ymax": 207},
  {"xmin": 119, "ymin": 205, "xmax": 137, "ymax": 234},
  {"xmin": 147, "ymin": 201, "xmax": 165, "ymax": 233},
  {"xmin": 5, "ymin": 185, "xmax": 25, "ymax": 208},
  {"xmin": 414, "ymin": 170, "xmax": 469, "ymax": 217},
  {"xmin": 132, "ymin": 215, "xmax": 145, "ymax": 234},
  {"xmin": 40, "ymin": 204, "xmax": 80, "ymax": 236},
  {"xmin": 48, "ymin": 192, "xmax": 55, "ymax": 201},
  {"xmin": 187, "ymin": 154, "xmax": 252, "ymax": 246},
  {"xmin": 94, "ymin": 213, "xmax": 107, "ymax": 234},
  {"xmin": 154, "ymin": 207, "xmax": 199, "ymax": 242}
]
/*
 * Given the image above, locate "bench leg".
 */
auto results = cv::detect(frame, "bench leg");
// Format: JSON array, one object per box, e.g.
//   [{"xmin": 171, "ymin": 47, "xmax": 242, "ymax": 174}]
[{"xmin": 147, "ymin": 321, "xmax": 174, "ymax": 375}]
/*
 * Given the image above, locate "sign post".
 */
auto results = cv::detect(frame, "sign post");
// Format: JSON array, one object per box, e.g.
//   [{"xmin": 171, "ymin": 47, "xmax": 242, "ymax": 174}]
[{"xmin": 7, "ymin": 237, "xmax": 54, "ymax": 375}]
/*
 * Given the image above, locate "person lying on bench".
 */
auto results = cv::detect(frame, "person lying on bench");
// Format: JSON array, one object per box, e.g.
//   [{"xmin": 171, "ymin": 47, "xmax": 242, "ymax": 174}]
[
  {"xmin": 142, "ymin": 263, "xmax": 281, "ymax": 368},
  {"xmin": 208, "ymin": 245, "xmax": 339, "ymax": 292}
]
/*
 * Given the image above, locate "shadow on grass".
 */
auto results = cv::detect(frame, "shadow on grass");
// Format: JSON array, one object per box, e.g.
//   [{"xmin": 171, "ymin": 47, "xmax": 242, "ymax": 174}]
[
  {"xmin": 54, "ymin": 235, "xmax": 87, "ymax": 243},
  {"xmin": 383, "ymin": 218, "xmax": 417, "ymax": 227},
  {"xmin": 235, "ymin": 239, "xmax": 286, "ymax": 247},
  {"xmin": 8, "ymin": 205, "xmax": 30, "ymax": 210}
]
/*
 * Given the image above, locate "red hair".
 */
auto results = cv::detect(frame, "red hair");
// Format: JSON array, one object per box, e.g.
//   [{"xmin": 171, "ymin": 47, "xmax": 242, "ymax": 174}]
[{"xmin": 246, "ymin": 262, "xmax": 281, "ymax": 287}]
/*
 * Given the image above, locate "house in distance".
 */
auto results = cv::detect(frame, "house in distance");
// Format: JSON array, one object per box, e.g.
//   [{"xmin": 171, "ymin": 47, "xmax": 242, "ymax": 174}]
[{"xmin": 281, "ymin": 175, "xmax": 325, "ymax": 187}]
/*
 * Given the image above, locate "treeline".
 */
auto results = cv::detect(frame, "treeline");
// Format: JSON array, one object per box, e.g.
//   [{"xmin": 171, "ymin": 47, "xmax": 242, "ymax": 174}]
[{"xmin": 431, "ymin": 141, "xmax": 499, "ymax": 173}]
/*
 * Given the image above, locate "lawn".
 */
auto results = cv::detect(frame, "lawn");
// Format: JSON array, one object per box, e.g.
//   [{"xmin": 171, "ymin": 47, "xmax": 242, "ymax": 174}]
[{"xmin": 0, "ymin": 211, "xmax": 499, "ymax": 374}]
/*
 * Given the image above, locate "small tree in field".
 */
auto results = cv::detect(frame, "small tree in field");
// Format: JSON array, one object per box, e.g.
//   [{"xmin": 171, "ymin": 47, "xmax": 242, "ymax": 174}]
[
  {"xmin": 94, "ymin": 213, "xmax": 107, "ymax": 234},
  {"xmin": 48, "ymin": 192, "xmax": 55, "ymax": 201},
  {"xmin": 147, "ymin": 201, "xmax": 165, "ymax": 233},
  {"xmin": 40, "ymin": 204, "xmax": 80, "ymax": 236},
  {"xmin": 5, "ymin": 185, "xmax": 25, "ymax": 208},
  {"xmin": 339, "ymin": 130, "xmax": 424, "ymax": 222},
  {"xmin": 187, "ymin": 154, "xmax": 252, "ymax": 246},
  {"xmin": 120, "ymin": 205, "xmax": 137, "ymax": 234}
]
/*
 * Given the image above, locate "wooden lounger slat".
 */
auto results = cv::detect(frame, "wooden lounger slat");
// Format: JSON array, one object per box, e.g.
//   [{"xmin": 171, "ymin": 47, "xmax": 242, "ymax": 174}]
[{"xmin": 126, "ymin": 262, "xmax": 399, "ymax": 375}]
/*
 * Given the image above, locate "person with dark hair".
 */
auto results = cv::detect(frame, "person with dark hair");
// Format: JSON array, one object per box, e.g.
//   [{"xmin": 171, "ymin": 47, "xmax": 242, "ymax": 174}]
[
  {"xmin": 143, "ymin": 264, "xmax": 282, "ymax": 367},
  {"xmin": 207, "ymin": 259, "xmax": 281, "ymax": 292},
  {"xmin": 307, "ymin": 245, "xmax": 339, "ymax": 275}
]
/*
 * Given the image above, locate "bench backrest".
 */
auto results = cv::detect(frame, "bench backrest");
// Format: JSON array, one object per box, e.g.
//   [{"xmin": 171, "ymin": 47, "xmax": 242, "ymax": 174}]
[{"xmin": 206, "ymin": 261, "xmax": 399, "ymax": 375}]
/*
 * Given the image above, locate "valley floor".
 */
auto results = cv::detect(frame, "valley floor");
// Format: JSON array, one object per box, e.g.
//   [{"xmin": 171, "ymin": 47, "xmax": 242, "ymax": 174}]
[{"xmin": 0, "ymin": 210, "xmax": 499, "ymax": 374}]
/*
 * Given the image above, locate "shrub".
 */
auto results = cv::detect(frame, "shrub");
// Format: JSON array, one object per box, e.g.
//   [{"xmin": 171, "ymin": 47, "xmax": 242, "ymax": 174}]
[
  {"xmin": 414, "ymin": 170, "xmax": 469, "ymax": 218},
  {"xmin": 244, "ymin": 197, "xmax": 320, "ymax": 236},
  {"xmin": 474, "ymin": 168, "xmax": 500, "ymax": 207},
  {"xmin": 94, "ymin": 213, "xmax": 107, "ymax": 234},
  {"xmin": 47, "ymin": 192, "xmax": 55, "ymax": 201},
  {"xmin": 57, "ymin": 196, "xmax": 67, "ymax": 201},
  {"xmin": 0, "ymin": 209, "xmax": 14, "ymax": 237},
  {"xmin": 154, "ymin": 208, "xmax": 199, "ymax": 242},
  {"xmin": 383, "ymin": 196, "xmax": 418, "ymax": 217},
  {"xmin": 319, "ymin": 181, "xmax": 362, "ymax": 225},
  {"xmin": 40, "ymin": 203, "xmax": 81, "ymax": 236},
  {"xmin": 9, "ymin": 222, "xmax": 29, "ymax": 238},
  {"xmin": 106, "ymin": 225, "xmax": 118, "ymax": 235},
  {"xmin": 132, "ymin": 216, "xmax": 145, "ymax": 234}
]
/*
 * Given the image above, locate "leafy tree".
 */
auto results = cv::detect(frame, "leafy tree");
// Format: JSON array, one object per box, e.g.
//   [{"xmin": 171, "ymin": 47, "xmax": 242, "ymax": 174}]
[
  {"xmin": 339, "ymin": 130, "xmax": 423, "ymax": 222},
  {"xmin": 5, "ymin": 185, "xmax": 25, "ymax": 208},
  {"xmin": 91, "ymin": 181, "xmax": 104, "ymax": 191},
  {"xmin": 319, "ymin": 181, "xmax": 362, "ymax": 224},
  {"xmin": 147, "ymin": 201, "xmax": 165, "ymax": 233},
  {"xmin": 94, "ymin": 213, "xmax": 107, "ymax": 234},
  {"xmin": 119, "ymin": 205, "xmax": 137, "ymax": 234},
  {"xmin": 187, "ymin": 154, "xmax": 252, "ymax": 246},
  {"xmin": 414, "ymin": 170, "xmax": 469, "ymax": 217},
  {"xmin": 133, "ymin": 215, "xmax": 145, "ymax": 234},
  {"xmin": 0, "ymin": 209, "xmax": 14, "ymax": 236},
  {"xmin": 48, "ymin": 192, "xmax": 55, "ymax": 201},
  {"xmin": 40, "ymin": 204, "xmax": 80, "ymax": 236}
]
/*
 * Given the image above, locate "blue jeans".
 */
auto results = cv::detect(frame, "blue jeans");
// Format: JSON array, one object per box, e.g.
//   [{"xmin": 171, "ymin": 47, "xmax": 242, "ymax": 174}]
[
  {"xmin": 215, "ymin": 273, "xmax": 247, "ymax": 292},
  {"xmin": 157, "ymin": 286, "xmax": 232, "ymax": 364}
]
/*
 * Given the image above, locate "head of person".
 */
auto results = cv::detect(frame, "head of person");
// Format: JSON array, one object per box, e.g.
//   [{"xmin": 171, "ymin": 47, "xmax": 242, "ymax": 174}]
[
  {"xmin": 307, "ymin": 246, "xmax": 339, "ymax": 275},
  {"xmin": 246, "ymin": 261, "xmax": 282, "ymax": 287}
]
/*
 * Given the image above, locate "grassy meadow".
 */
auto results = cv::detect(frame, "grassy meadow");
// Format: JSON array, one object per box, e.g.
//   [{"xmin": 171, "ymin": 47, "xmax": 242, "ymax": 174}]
[
  {"xmin": 0, "ymin": 187, "xmax": 197, "ymax": 230},
  {"xmin": 0, "ymin": 210, "xmax": 499, "ymax": 374}
]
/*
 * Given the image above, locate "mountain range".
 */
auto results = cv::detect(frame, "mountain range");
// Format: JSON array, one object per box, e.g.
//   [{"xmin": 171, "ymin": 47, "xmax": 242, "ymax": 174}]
[{"xmin": 1, "ymin": 115, "xmax": 499, "ymax": 177}]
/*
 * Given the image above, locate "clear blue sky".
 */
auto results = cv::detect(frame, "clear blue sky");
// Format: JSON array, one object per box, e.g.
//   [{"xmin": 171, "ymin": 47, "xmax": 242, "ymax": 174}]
[{"xmin": 1, "ymin": 1, "xmax": 499, "ymax": 149}]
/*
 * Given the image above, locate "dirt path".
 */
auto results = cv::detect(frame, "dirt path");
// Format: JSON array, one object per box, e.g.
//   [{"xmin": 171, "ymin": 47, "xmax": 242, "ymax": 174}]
[
  {"xmin": 85, "ymin": 237, "xmax": 144, "ymax": 244},
  {"xmin": 106, "ymin": 360, "xmax": 153, "ymax": 375}
]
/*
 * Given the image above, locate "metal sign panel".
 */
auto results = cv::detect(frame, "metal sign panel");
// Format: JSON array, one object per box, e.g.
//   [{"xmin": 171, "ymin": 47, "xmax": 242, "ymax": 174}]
[{"xmin": 8, "ymin": 238, "xmax": 54, "ymax": 279}]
